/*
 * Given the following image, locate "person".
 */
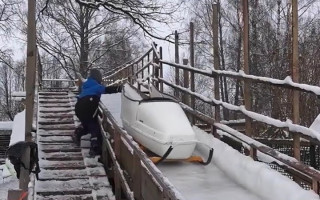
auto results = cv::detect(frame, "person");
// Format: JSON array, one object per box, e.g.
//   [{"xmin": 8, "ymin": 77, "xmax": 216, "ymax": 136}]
[{"xmin": 73, "ymin": 69, "xmax": 121, "ymax": 157}]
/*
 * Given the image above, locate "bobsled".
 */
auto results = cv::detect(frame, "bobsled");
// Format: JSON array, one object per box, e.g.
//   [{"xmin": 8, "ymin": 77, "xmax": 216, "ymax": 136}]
[{"xmin": 120, "ymin": 83, "xmax": 213, "ymax": 165}]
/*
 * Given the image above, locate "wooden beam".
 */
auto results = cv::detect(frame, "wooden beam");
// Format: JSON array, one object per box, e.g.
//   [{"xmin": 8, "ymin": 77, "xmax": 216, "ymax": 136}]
[
  {"xmin": 190, "ymin": 22, "xmax": 195, "ymax": 124},
  {"xmin": 21, "ymin": 0, "xmax": 37, "ymax": 191},
  {"xmin": 175, "ymin": 30, "xmax": 180, "ymax": 98},
  {"xmin": 292, "ymin": 0, "xmax": 301, "ymax": 161},
  {"xmin": 242, "ymin": 0, "xmax": 252, "ymax": 137},
  {"xmin": 160, "ymin": 46, "xmax": 163, "ymax": 92},
  {"xmin": 183, "ymin": 59, "xmax": 190, "ymax": 107},
  {"xmin": 212, "ymin": 4, "xmax": 220, "ymax": 122}
]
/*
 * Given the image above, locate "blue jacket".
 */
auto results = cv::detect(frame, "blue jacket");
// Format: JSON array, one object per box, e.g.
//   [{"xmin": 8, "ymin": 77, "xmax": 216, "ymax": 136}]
[{"xmin": 78, "ymin": 78, "xmax": 105, "ymax": 99}]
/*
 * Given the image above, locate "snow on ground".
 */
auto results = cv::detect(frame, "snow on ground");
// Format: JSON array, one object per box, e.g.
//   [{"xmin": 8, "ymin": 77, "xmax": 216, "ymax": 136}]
[
  {"xmin": 9, "ymin": 110, "xmax": 25, "ymax": 146},
  {"xmin": 102, "ymin": 92, "xmax": 320, "ymax": 200},
  {"xmin": 310, "ymin": 114, "xmax": 320, "ymax": 134},
  {"xmin": 0, "ymin": 110, "xmax": 26, "ymax": 199},
  {"xmin": 0, "ymin": 178, "xmax": 19, "ymax": 200},
  {"xmin": 0, "ymin": 121, "xmax": 13, "ymax": 130}
]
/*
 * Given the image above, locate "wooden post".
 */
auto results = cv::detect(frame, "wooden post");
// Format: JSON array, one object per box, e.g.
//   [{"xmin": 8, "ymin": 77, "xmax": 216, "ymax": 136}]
[
  {"xmin": 183, "ymin": 59, "xmax": 190, "ymax": 106},
  {"xmin": 312, "ymin": 179, "xmax": 319, "ymax": 194},
  {"xmin": 310, "ymin": 144, "xmax": 316, "ymax": 168},
  {"xmin": 190, "ymin": 22, "xmax": 195, "ymax": 124},
  {"xmin": 212, "ymin": 4, "xmax": 220, "ymax": 122},
  {"xmin": 113, "ymin": 130, "xmax": 121, "ymax": 199},
  {"xmin": 132, "ymin": 152, "xmax": 142, "ymax": 199},
  {"xmin": 292, "ymin": 0, "xmax": 300, "ymax": 161},
  {"xmin": 21, "ymin": 0, "xmax": 37, "ymax": 191},
  {"xmin": 175, "ymin": 31, "xmax": 180, "ymax": 98},
  {"xmin": 160, "ymin": 47, "xmax": 163, "ymax": 92},
  {"xmin": 242, "ymin": 0, "xmax": 252, "ymax": 137},
  {"xmin": 148, "ymin": 53, "xmax": 150, "ymax": 84},
  {"xmin": 153, "ymin": 44, "xmax": 160, "ymax": 89}
]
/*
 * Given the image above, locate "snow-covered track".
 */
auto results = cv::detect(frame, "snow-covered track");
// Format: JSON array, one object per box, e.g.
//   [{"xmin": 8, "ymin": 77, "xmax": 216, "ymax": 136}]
[{"xmin": 34, "ymin": 91, "xmax": 114, "ymax": 200}]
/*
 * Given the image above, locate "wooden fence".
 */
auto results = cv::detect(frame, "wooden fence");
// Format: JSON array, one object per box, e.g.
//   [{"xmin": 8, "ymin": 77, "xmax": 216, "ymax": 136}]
[{"xmin": 104, "ymin": 43, "xmax": 320, "ymax": 193}]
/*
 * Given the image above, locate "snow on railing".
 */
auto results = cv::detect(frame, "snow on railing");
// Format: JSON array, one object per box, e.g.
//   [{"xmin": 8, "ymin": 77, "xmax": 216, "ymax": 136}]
[
  {"xmin": 179, "ymin": 102, "xmax": 320, "ymax": 193},
  {"xmin": 158, "ymin": 77, "xmax": 320, "ymax": 141},
  {"xmin": 160, "ymin": 59, "xmax": 320, "ymax": 96}
]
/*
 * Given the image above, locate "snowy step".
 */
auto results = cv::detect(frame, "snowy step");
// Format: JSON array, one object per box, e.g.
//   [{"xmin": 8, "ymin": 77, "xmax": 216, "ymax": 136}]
[
  {"xmin": 39, "ymin": 95, "xmax": 73, "ymax": 99},
  {"xmin": 39, "ymin": 151, "xmax": 83, "ymax": 161},
  {"xmin": 38, "ymin": 120, "xmax": 74, "ymax": 125},
  {"xmin": 38, "ymin": 135, "xmax": 74, "ymax": 144},
  {"xmin": 36, "ymin": 179, "xmax": 92, "ymax": 195},
  {"xmin": 38, "ymin": 124, "xmax": 75, "ymax": 130},
  {"xmin": 40, "ymin": 103, "xmax": 72, "ymax": 108},
  {"xmin": 39, "ymin": 113, "xmax": 74, "ymax": 119},
  {"xmin": 39, "ymin": 108, "xmax": 74, "ymax": 113},
  {"xmin": 39, "ymin": 99, "xmax": 73, "ymax": 104},
  {"xmin": 39, "ymin": 169, "xmax": 89, "ymax": 180},
  {"xmin": 38, "ymin": 92, "xmax": 69, "ymax": 96},
  {"xmin": 38, "ymin": 130, "xmax": 75, "ymax": 137},
  {"xmin": 38, "ymin": 119, "xmax": 74, "ymax": 125},
  {"xmin": 36, "ymin": 194, "xmax": 94, "ymax": 200},
  {"xmin": 36, "ymin": 177, "xmax": 114, "ymax": 199},
  {"xmin": 40, "ymin": 160, "xmax": 86, "ymax": 170}
]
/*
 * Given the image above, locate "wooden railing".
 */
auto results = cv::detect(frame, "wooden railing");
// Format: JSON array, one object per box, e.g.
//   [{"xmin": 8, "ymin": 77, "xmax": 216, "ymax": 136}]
[
  {"xmin": 97, "ymin": 103, "xmax": 183, "ymax": 200},
  {"xmin": 105, "ymin": 43, "xmax": 320, "ymax": 193}
]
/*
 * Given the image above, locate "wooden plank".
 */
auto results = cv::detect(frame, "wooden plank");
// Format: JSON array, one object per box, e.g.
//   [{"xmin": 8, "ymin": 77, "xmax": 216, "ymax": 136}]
[
  {"xmin": 292, "ymin": 0, "xmax": 301, "ymax": 161},
  {"xmin": 141, "ymin": 166, "xmax": 162, "ymax": 200},
  {"xmin": 175, "ymin": 30, "xmax": 180, "ymax": 98},
  {"xmin": 212, "ymin": 4, "xmax": 220, "ymax": 122},
  {"xmin": 132, "ymin": 152, "xmax": 142, "ymax": 199},
  {"xmin": 183, "ymin": 59, "xmax": 190, "ymax": 106},
  {"xmin": 242, "ymin": 0, "xmax": 252, "ymax": 138},
  {"xmin": 190, "ymin": 22, "xmax": 195, "ymax": 125}
]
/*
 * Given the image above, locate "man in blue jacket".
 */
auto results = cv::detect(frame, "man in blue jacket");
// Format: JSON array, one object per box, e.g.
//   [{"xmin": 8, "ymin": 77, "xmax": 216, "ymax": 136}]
[{"xmin": 73, "ymin": 69, "xmax": 121, "ymax": 157}]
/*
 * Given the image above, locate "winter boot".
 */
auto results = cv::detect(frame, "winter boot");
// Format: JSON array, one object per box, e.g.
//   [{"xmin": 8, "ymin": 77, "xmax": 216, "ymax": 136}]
[
  {"xmin": 89, "ymin": 137, "xmax": 102, "ymax": 157},
  {"xmin": 72, "ymin": 126, "xmax": 85, "ymax": 146}
]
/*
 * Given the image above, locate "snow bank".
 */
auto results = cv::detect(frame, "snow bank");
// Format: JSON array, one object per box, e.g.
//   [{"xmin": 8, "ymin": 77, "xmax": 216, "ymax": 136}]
[
  {"xmin": 310, "ymin": 114, "xmax": 320, "ymax": 134},
  {"xmin": 194, "ymin": 126, "xmax": 319, "ymax": 200},
  {"xmin": 0, "ymin": 121, "xmax": 13, "ymax": 130},
  {"xmin": 9, "ymin": 110, "xmax": 25, "ymax": 146}
]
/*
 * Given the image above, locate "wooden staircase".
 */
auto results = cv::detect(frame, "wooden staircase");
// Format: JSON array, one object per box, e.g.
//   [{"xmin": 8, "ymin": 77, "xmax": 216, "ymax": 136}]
[{"xmin": 35, "ymin": 91, "xmax": 114, "ymax": 200}]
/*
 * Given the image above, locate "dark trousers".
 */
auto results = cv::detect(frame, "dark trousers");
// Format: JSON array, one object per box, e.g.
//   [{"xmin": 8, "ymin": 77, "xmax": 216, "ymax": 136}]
[{"xmin": 75, "ymin": 96, "xmax": 102, "ymax": 147}]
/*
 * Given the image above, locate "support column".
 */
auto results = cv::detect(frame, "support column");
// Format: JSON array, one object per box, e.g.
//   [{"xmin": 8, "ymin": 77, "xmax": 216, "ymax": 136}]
[
  {"xmin": 21, "ymin": 0, "xmax": 37, "ymax": 191},
  {"xmin": 292, "ymin": 0, "xmax": 300, "ymax": 161},
  {"xmin": 242, "ymin": 0, "xmax": 252, "ymax": 138},
  {"xmin": 175, "ymin": 31, "xmax": 180, "ymax": 98},
  {"xmin": 212, "ymin": 4, "xmax": 220, "ymax": 122},
  {"xmin": 190, "ymin": 22, "xmax": 195, "ymax": 124}
]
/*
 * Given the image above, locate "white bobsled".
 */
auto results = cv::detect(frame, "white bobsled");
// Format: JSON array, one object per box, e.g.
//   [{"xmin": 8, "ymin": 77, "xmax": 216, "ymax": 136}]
[{"xmin": 120, "ymin": 83, "xmax": 197, "ymax": 160}]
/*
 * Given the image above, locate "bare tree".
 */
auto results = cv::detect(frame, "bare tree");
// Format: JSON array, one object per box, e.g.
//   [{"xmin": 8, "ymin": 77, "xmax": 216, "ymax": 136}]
[{"xmin": 37, "ymin": 0, "xmax": 143, "ymax": 78}]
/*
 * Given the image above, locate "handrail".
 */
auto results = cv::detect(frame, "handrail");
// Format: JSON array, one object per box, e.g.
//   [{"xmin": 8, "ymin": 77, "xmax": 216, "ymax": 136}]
[
  {"xmin": 158, "ymin": 77, "xmax": 320, "ymax": 143},
  {"xmin": 179, "ymin": 102, "xmax": 320, "ymax": 193},
  {"xmin": 159, "ymin": 59, "xmax": 320, "ymax": 96},
  {"xmin": 103, "ymin": 47, "xmax": 154, "ymax": 79}
]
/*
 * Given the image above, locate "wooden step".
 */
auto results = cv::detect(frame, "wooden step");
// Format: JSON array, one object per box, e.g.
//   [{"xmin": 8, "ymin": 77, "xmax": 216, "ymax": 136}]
[{"xmin": 38, "ymin": 124, "xmax": 75, "ymax": 130}]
